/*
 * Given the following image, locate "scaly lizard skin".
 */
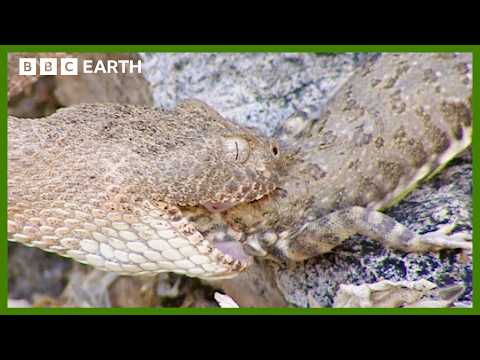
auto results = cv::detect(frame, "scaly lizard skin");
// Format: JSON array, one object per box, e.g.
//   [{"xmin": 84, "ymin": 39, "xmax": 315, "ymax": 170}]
[
  {"xmin": 8, "ymin": 53, "xmax": 472, "ymax": 283},
  {"xmin": 228, "ymin": 53, "xmax": 472, "ymax": 262}
]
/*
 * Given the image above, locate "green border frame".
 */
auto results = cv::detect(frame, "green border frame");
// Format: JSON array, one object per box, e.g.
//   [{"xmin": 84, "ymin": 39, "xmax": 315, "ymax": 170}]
[{"xmin": 0, "ymin": 45, "xmax": 478, "ymax": 315}]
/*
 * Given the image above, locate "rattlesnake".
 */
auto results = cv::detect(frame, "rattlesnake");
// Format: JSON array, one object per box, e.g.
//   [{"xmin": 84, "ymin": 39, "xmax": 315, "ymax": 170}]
[{"xmin": 8, "ymin": 53, "xmax": 472, "ymax": 287}]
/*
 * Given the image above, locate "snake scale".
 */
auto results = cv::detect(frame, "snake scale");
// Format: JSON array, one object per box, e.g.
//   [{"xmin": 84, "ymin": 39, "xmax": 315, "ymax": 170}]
[{"xmin": 8, "ymin": 53, "xmax": 472, "ymax": 283}]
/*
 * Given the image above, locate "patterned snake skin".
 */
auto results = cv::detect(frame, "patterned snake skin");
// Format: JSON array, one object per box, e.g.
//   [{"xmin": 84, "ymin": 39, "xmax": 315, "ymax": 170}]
[{"xmin": 8, "ymin": 100, "xmax": 283, "ymax": 279}]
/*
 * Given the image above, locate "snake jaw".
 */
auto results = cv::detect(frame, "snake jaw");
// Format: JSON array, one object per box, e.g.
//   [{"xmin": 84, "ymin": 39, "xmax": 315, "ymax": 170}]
[{"xmin": 213, "ymin": 241, "xmax": 252, "ymax": 264}]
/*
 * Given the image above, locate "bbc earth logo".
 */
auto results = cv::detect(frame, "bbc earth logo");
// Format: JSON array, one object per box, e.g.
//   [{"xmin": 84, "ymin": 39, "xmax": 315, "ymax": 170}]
[{"xmin": 18, "ymin": 57, "xmax": 142, "ymax": 75}]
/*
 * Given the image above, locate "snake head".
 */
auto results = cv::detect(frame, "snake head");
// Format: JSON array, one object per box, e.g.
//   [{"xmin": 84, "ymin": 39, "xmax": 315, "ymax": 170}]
[
  {"xmin": 200, "ymin": 133, "xmax": 283, "ymax": 211},
  {"xmin": 172, "ymin": 99, "xmax": 285, "ymax": 211}
]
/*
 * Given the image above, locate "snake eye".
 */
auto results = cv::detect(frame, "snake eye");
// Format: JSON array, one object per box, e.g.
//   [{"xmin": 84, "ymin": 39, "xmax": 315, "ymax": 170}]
[{"xmin": 223, "ymin": 137, "xmax": 250, "ymax": 163}]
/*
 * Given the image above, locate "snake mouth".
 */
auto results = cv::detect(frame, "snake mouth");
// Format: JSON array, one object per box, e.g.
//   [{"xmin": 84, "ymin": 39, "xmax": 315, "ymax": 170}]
[
  {"xmin": 202, "ymin": 186, "xmax": 275, "ymax": 213},
  {"xmin": 212, "ymin": 240, "xmax": 252, "ymax": 263},
  {"xmin": 200, "ymin": 203, "xmax": 254, "ymax": 264},
  {"xmin": 202, "ymin": 200, "xmax": 240, "ymax": 213},
  {"xmin": 181, "ymin": 204, "xmax": 253, "ymax": 277}
]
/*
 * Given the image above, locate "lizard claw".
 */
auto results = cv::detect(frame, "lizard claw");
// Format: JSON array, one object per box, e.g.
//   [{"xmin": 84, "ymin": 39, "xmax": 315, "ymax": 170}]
[{"xmin": 419, "ymin": 223, "xmax": 472, "ymax": 252}]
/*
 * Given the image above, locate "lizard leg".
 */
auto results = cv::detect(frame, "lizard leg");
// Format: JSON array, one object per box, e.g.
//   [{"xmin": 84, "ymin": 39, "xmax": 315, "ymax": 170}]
[{"xmin": 266, "ymin": 206, "xmax": 472, "ymax": 261}]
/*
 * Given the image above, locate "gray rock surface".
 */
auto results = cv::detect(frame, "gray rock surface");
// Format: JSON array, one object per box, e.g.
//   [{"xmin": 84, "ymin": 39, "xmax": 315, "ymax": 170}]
[
  {"xmin": 140, "ymin": 53, "xmax": 472, "ymax": 307},
  {"xmin": 140, "ymin": 53, "xmax": 371, "ymax": 136}
]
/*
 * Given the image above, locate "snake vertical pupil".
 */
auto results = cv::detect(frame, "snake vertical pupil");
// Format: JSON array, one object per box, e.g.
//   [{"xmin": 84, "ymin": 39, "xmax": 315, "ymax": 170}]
[{"xmin": 223, "ymin": 136, "xmax": 250, "ymax": 163}]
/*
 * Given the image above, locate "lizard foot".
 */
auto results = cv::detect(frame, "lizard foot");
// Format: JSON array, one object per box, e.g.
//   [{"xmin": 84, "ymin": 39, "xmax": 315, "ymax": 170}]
[{"xmin": 416, "ymin": 223, "xmax": 472, "ymax": 253}]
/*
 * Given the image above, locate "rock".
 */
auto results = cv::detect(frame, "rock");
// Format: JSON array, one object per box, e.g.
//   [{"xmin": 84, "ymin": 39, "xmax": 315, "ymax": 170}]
[
  {"xmin": 8, "ymin": 243, "xmax": 72, "ymax": 302},
  {"xmin": 214, "ymin": 292, "xmax": 240, "ymax": 308},
  {"xmin": 55, "ymin": 53, "xmax": 153, "ymax": 107},
  {"xmin": 331, "ymin": 279, "xmax": 464, "ymax": 308},
  {"xmin": 140, "ymin": 53, "xmax": 371, "ymax": 136}
]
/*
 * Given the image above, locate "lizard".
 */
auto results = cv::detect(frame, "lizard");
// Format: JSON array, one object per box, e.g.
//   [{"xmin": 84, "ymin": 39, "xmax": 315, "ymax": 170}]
[
  {"xmin": 7, "ymin": 53, "xmax": 472, "ymax": 290},
  {"xmin": 226, "ymin": 52, "xmax": 472, "ymax": 264}
]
